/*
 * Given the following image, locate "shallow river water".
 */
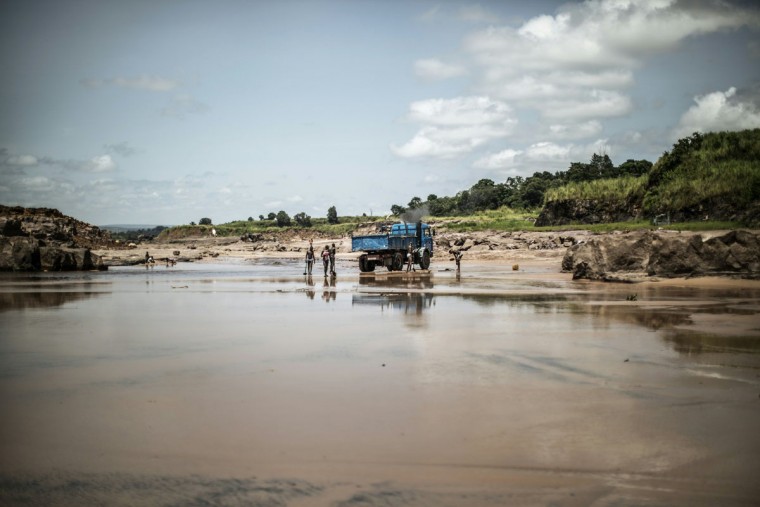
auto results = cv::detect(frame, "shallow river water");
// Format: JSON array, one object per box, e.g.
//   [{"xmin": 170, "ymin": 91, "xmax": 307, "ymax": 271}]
[{"xmin": 1, "ymin": 259, "xmax": 759, "ymax": 506}]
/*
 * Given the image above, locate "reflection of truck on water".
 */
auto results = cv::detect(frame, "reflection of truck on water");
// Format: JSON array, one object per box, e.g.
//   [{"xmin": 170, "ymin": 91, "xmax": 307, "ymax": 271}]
[{"xmin": 351, "ymin": 222, "xmax": 434, "ymax": 273}]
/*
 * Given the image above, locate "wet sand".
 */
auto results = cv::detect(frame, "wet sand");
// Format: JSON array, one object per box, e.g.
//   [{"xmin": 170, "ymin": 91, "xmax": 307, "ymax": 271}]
[{"xmin": 1, "ymin": 259, "xmax": 760, "ymax": 506}]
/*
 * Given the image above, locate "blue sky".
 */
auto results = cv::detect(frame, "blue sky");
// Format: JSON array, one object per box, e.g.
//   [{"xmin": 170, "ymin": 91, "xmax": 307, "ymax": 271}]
[{"xmin": 2, "ymin": 0, "xmax": 759, "ymax": 225}]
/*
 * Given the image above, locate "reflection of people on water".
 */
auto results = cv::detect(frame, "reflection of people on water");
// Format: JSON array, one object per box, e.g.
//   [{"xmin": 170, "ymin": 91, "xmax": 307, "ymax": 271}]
[
  {"xmin": 322, "ymin": 276, "xmax": 336, "ymax": 302},
  {"xmin": 305, "ymin": 275, "xmax": 315, "ymax": 299}
]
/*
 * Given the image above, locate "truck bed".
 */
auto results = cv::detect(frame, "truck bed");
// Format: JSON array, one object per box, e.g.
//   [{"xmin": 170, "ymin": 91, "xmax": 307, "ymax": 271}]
[{"xmin": 351, "ymin": 234, "xmax": 414, "ymax": 252}]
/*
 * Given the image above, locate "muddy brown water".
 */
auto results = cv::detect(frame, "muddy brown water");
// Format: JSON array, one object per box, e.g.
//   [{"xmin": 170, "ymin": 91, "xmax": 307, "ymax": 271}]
[{"xmin": 1, "ymin": 259, "xmax": 759, "ymax": 506}]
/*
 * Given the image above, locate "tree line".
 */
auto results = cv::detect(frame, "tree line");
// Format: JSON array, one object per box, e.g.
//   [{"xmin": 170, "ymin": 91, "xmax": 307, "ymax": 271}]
[
  {"xmin": 392, "ymin": 154, "xmax": 653, "ymax": 217},
  {"xmin": 195, "ymin": 206, "xmax": 340, "ymax": 228}
]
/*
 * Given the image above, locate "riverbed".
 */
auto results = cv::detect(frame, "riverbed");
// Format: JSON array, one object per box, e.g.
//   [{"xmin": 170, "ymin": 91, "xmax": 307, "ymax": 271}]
[{"xmin": 1, "ymin": 259, "xmax": 759, "ymax": 506}]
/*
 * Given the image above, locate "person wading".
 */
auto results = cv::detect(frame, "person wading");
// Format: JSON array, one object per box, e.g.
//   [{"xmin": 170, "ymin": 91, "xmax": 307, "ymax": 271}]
[
  {"xmin": 329, "ymin": 243, "xmax": 337, "ymax": 276},
  {"xmin": 406, "ymin": 243, "xmax": 415, "ymax": 272},
  {"xmin": 321, "ymin": 246, "xmax": 330, "ymax": 277},
  {"xmin": 305, "ymin": 246, "xmax": 315, "ymax": 275}
]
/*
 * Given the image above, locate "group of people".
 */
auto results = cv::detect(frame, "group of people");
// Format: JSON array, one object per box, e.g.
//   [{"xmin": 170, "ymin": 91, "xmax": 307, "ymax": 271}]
[
  {"xmin": 144, "ymin": 251, "xmax": 176, "ymax": 268},
  {"xmin": 305, "ymin": 240, "xmax": 337, "ymax": 277}
]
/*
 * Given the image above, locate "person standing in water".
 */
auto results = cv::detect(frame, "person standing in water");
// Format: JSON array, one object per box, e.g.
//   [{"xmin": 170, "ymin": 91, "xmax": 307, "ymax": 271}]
[
  {"xmin": 321, "ymin": 246, "xmax": 330, "ymax": 276},
  {"xmin": 305, "ymin": 246, "xmax": 315, "ymax": 275},
  {"xmin": 406, "ymin": 243, "xmax": 415, "ymax": 272},
  {"xmin": 329, "ymin": 243, "xmax": 337, "ymax": 276}
]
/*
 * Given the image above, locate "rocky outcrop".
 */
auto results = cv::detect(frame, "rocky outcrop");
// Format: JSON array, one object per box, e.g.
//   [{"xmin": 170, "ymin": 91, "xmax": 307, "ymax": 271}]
[
  {"xmin": 0, "ymin": 205, "xmax": 112, "ymax": 248},
  {"xmin": 435, "ymin": 231, "xmax": 578, "ymax": 254},
  {"xmin": 535, "ymin": 199, "xmax": 641, "ymax": 227},
  {"xmin": 0, "ymin": 205, "xmax": 109, "ymax": 271},
  {"xmin": 563, "ymin": 230, "xmax": 760, "ymax": 281}
]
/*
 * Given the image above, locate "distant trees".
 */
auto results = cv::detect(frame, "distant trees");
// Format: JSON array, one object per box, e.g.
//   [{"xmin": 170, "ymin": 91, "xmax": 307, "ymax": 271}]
[
  {"xmin": 389, "ymin": 152, "xmax": 655, "ymax": 217},
  {"xmin": 390, "ymin": 204, "xmax": 406, "ymax": 216},
  {"xmin": 408, "ymin": 196, "xmax": 423, "ymax": 209},
  {"xmin": 267, "ymin": 212, "xmax": 276, "ymax": 221},
  {"xmin": 293, "ymin": 212, "xmax": 312, "ymax": 227},
  {"xmin": 248, "ymin": 216, "xmax": 254, "ymax": 222},
  {"xmin": 259, "ymin": 215, "xmax": 265, "ymax": 221},
  {"xmin": 199, "ymin": 217, "xmax": 212, "ymax": 225},
  {"xmin": 327, "ymin": 206, "xmax": 339, "ymax": 224},
  {"xmin": 275, "ymin": 210, "xmax": 291, "ymax": 227}
]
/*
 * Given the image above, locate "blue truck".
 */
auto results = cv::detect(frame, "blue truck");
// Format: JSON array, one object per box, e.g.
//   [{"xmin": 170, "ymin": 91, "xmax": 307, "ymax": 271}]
[{"xmin": 351, "ymin": 222, "xmax": 434, "ymax": 273}]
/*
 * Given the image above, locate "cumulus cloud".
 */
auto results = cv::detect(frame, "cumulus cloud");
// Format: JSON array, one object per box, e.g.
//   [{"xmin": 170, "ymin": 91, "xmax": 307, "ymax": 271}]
[
  {"xmin": 85, "ymin": 155, "xmax": 115, "ymax": 172},
  {"xmin": 672, "ymin": 86, "xmax": 760, "ymax": 139},
  {"xmin": 414, "ymin": 58, "xmax": 467, "ymax": 80},
  {"xmin": 399, "ymin": 0, "xmax": 760, "ymax": 170},
  {"xmin": 549, "ymin": 120, "xmax": 603, "ymax": 140},
  {"xmin": 80, "ymin": 75, "xmax": 180, "ymax": 92},
  {"xmin": 391, "ymin": 96, "xmax": 517, "ymax": 159},
  {"xmin": 473, "ymin": 148, "xmax": 522, "ymax": 169},
  {"xmin": 5, "ymin": 154, "xmax": 39, "ymax": 166},
  {"xmin": 472, "ymin": 139, "xmax": 610, "ymax": 172},
  {"xmin": 462, "ymin": 0, "xmax": 759, "ymax": 124}
]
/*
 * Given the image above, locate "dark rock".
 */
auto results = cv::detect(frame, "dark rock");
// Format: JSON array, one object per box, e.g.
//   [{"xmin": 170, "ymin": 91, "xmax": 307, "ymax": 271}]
[
  {"xmin": 0, "ymin": 205, "xmax": 109, "ymax": 271},
  {"xmin": 536, "ymin": 198, "xmax": 641, "ymax": 227},
  {"xmin": 0, "ymin": 218, "xmax": 25, "ymax": 237},
  {"xmin": 0, "ymin": 237, "xmax": 41, "ymax": 271}
]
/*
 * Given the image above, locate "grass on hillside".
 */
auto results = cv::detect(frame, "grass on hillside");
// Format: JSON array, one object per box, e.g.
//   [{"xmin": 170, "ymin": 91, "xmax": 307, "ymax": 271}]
[
  {"xmin": 644, "ymin": 159, "xmax": 760, "ymax": 213},
  {"xmin": 544, "ymin": 175, "xmax": 648, "ymax": 204},
  {"xmin": 433, "ymin": 207, "xmax": 539, "ymax": 232}
]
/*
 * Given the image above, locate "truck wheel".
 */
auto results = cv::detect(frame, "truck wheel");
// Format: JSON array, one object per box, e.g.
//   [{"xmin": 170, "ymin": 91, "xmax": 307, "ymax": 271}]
[
  {"xmin": 390, "ymin": 252, "xmax": 404, "ymax": 271},
  {"xmin": 359, "ymin": 255, "xmax": 370, "ymax": 272},
  {"xmin": 419, "ymin": 249, "xmax": 430, "ymax": 270}
]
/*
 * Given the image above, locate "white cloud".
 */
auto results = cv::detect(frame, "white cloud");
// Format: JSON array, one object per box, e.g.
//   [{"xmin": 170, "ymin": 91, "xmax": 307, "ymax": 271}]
[
  {"xmin": 541, "ymin": 90, "xmax": 632, "ymax": 120},
  {"xmin": 525, "ymin": 142, "xmax": 572, "ymax": 161},
  {"xmin": 19, "ymin": 175, "xmax": 56, "ymax": 191},
  {"xmin": 461, "ymin": 0, "xmax": 759, "ymax": 124},
  {"xmin": 549, "ymin": 120, "xmax": 603, "ymax": 140},
  {"xmin": 407, "ymin": 96, "xmax": 513, "ymax": 126},
  {"xmin": 472, "ymin": 139, "xmax": 612, "ymax": 174},
  {"xmin": 672, "ymin": 87, "xmax": 760, "ymax": 139},
  {"xmin": 473, "ymin": 148, "xmax": 522, "ymax": 169},
  {"xmin": 5, "ymin": 154, "xmax": 38, "ymax": 166},
  {"xmin": 287, "ymin": 195, "xmax": 304, "ymax": 202},
  {"xmin": 80, "ymin": 75, "xmax": 180, "ymax": 92},
  {"xmin": 414, "ymin": 58, "xmax": 467, "ymax": 80},
  {"xmin": 83, "ymin": 155, "xmax": 116, "ymax": 172},
  {"xmin": 392, "ymin": 96, "xmax": 517, "ymax": 159}
]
